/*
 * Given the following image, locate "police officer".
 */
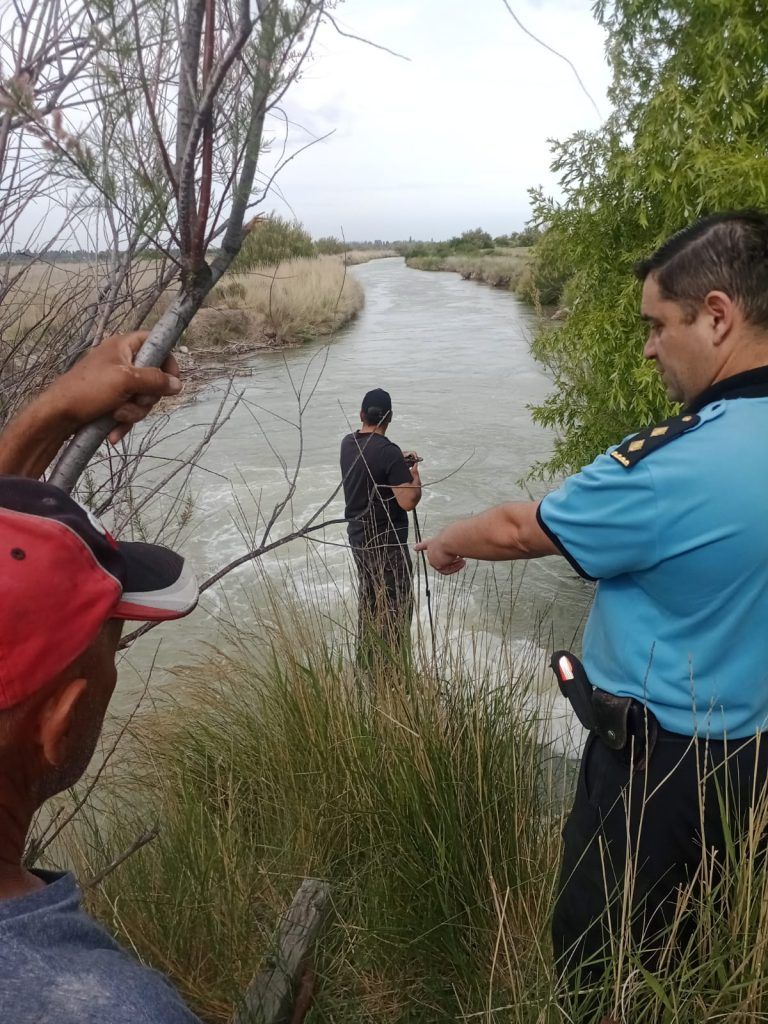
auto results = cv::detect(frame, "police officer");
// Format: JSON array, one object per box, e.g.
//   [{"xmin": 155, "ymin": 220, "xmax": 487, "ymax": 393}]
[
  {"xmin": 416, "ymin": 210, "xmax": 768, "ymax": 981},
  {"xmin": 340, "ymin": 388, "xmax": 422, "ymax": 668}
]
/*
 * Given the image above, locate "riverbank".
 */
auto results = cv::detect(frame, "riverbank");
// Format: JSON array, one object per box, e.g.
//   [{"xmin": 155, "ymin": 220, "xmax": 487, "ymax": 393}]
[
  {"xmin": 343, "ymin": 248, "xmax": 399, "ymax": 265},
  {"xmin": 405, "ymin": 246, "xmax": 531, "ymax": 293},
  {"xmin": 181, "ymin": 254, "xmax": 365, "ymax": 355}
]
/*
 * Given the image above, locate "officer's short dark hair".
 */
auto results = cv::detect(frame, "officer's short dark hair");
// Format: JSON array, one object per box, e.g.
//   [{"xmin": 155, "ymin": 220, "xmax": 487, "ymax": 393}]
[{"xmin": 635, "ymin": 210, "xmax": 768, "ymax": 327}]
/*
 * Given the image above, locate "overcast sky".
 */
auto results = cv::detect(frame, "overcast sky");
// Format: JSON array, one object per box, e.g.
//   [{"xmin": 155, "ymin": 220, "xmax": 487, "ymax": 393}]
[{"xmin": 264, "ymin": 0, "xmax": 612, "ymax": 242}]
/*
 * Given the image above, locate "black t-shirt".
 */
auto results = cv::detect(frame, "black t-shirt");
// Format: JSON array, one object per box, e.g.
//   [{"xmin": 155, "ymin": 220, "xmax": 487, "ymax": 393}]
[{"xmin": 340, "ymin": 431, "xmax": 412, "ymax": 547}]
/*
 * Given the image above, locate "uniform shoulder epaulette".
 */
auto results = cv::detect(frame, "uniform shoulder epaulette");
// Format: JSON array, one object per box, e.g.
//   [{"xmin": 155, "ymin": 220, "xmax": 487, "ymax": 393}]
[{"xmin": 610, "ymin": 411, "xmax": 700, "ymax": 469}]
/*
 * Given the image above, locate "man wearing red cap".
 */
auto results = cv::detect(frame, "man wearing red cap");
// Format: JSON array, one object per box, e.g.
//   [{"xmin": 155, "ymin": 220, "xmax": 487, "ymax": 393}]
[{"xmin": 0, "ymin": 333, "xmax": 202, "ymax": 1022}]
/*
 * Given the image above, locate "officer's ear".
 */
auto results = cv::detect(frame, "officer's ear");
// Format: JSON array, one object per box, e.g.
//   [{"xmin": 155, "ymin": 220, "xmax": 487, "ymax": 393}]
[{"xmin": 704, "ymin": 290, "xmax": 736, "ymax": 347}]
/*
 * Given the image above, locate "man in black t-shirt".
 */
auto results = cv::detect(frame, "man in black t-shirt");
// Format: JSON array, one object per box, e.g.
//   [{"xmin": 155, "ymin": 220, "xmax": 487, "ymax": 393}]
[{"xmin": 340, "ymin": 388, "xmax": 422, "ymax": 666}]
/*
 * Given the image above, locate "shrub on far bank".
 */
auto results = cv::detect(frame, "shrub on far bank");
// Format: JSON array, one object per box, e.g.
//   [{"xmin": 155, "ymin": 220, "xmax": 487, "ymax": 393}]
[
  {"xmin": 315, "ymin": 235, "xmax": 346, "ymax": 255},
  {"xmin": 406, "ymin": 248, "xmax": 531, "ymax": 291},
  {"xmin": 447, "ymin": 227, "xmax": 494, "ymax": 251},
  {"xmin": 231, "ymin": 215, "xmax": 316, "ymax": 273},
  {"xmin": 402, "ymin": 225, "xmax": 540, "ymax": 262},
  {"xmin": 494, "ymin": 226, "xmax": 541, "ymax": 248},
  {"xmin": 402, "ymin": 226, "xmax": 540, "ymax": 294}
]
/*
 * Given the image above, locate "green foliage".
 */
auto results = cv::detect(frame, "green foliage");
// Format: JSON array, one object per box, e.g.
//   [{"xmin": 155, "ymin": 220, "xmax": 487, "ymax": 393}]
[
  {"xmin": 230, "ymin": 214, "xmax": 316, "ymax": 272},
  {"xmin": 402, "ymin": 239, "xmax": 452, "ymax": 258},
  {"xmin": 494, "ymin": 225, "xmax": 541, "ymax": 248},
  {"xmin": 526, "ymin": 0, "xmax": 768, "ymax": 480},
  {"xmin": 315, "ymin": 235, "xmax": 346, "ymax": 254},
  {"xmin": 447, "ymin": 226, "xmax": 494, "ymax": 251},
  {"xmin": 517, "ymin": 228, "xmax": 574, "ymax": 307},
  {"xmin": 402, "ymin": 227, "xmax": 527, "ymax": 260}
]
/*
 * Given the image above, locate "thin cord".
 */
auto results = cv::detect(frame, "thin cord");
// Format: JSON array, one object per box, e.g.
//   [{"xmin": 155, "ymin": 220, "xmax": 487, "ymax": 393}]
[{"xmin": 412, "ymin": 507, "xmax": 437, "ymax": 663}]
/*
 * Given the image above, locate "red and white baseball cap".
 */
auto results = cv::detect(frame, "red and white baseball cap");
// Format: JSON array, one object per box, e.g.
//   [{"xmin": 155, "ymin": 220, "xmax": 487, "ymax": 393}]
[{"xmin": 0, "ymin": 477, "xmax": 198, "ymax": 710}]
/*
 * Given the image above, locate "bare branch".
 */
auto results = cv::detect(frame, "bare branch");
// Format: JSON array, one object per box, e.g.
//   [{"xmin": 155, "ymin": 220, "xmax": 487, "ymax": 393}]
[
  {"xmin": 83, "ymin": 827, "xmax": 160, "ymax": 889},
  {"xmin": 498, "ymin": 0, "xmax": 602, "ymax": 119},
  {"xmin": 322, "ymin": 11, "xmax": 411, "ymax": 62}
]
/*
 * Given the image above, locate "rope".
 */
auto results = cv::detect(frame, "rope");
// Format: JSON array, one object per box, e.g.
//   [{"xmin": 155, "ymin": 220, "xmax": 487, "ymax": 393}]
[{"xmin": 412, "ymin": 507, "xmax": 436, "ymax": 661}]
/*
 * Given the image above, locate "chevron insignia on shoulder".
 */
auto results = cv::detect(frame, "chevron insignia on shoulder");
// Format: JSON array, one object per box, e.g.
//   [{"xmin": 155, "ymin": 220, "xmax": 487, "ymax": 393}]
[{"xmin": 610, "ymin": 412, "xmax": 701, "ymax": 469}]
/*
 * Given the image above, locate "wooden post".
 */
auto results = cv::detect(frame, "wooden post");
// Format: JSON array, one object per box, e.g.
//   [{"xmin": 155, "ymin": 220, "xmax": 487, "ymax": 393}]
[{"xmin": 234, "ymin": 877, "xmax": 331, "ymax": 1024}]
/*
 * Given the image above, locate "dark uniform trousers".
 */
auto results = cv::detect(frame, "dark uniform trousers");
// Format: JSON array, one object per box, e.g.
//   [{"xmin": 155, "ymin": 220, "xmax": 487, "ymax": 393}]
[
  {"xmin": 553, "ymin": 727, "xmax": 768, "ymax": 979},
  {"xmin": 352, "ymin": 539, "xmax": 413, "ymax": 666}
]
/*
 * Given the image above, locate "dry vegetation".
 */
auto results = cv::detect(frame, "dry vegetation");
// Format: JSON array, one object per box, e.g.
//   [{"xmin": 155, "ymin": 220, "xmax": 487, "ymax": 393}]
[
  {"xmin": 0, "ymin": 258, "xmax": 176, "ymax": 427},
  {"xmin": 3, "ymin": 254, "xmax": 364, "ymax": 372},
  {"xmin": 2, "ymin": 261, "xmax": 164, "ymax": 341},
  {"xmin": 343, "ymin": 249, "xmax": 399, "ymax": 266},
  {"xmin": 188, "ymin": 255, "xmax": 365, "ymax": 351},
  {"xmin": 406, "ymin": 247, "xmax": 531, "ymax": 292}
]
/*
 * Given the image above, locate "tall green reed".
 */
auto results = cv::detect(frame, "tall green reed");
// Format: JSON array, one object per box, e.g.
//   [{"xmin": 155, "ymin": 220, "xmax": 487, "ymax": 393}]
[{"xmin": 60, "ymin": 572, "xmax": 768, "ymax": 1023}]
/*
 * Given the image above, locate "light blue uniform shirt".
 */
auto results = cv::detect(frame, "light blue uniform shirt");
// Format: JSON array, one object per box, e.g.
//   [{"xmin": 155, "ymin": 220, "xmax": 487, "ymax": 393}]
[{"xmin": 539, "ymin": 387, "xmax": 768, "ymax": 739}]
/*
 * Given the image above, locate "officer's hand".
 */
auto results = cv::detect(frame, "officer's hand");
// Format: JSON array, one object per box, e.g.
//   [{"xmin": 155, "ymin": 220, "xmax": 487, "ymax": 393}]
[
  {"xmin": 43, "ymin": 332, "xmax": 182, "ymax": 444},
  {"xmin": 414, "ymin": 536, "xmax": 466, "ymax": 575}
]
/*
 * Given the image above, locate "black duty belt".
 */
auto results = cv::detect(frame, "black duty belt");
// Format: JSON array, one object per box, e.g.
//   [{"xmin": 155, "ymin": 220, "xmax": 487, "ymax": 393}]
[{"xmin": 551, "ymin": 650, "xmax": 659, "ymax": 770}]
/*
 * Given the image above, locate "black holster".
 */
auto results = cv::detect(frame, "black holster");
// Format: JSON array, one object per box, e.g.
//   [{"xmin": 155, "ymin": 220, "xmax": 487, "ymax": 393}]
[{"xmin": 551, "ymin": 650, "xmax": 659, "ymax": 770}]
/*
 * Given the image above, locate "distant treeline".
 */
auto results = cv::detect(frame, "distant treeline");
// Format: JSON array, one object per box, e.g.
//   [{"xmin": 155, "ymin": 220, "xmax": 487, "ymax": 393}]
[
  {"xmin": 402, "ymin": 226, "xmax": 540, "ymax": 259},
  {"xmin": 2, "ymin": 236, "xmax": 400, "ymax": 264},
  {"xmin": 1, "ymin": 250, "xmax": 104, "ymax": 262},
  {"xmin": 4, "ymin": 224, "xmax": 541, "ymax": 264}
]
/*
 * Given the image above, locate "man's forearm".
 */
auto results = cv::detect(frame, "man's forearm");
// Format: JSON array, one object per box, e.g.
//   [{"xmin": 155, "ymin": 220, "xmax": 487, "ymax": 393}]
[
  {"xmin": 0, "ymin": 399, "xmax": 76, "ymax": 478},
  {"xmin": 436, "ymin": 501, "xmax": 547, "ymax": 560}
]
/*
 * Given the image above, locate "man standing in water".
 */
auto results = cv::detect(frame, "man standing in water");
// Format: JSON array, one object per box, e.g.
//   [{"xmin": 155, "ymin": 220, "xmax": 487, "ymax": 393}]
[
  {"xmin": 416, "ymin": 211, "xmax": 768, "ymax": 985},
  {"xmin": 340, "ymin": 388, "xmax": 422, "ymax": 666}
]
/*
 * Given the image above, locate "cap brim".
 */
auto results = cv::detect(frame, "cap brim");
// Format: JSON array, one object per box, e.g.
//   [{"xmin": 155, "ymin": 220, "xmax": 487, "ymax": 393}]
[{"xmin": 112, "ymin": 541, "xmax": 199, "ymax": 621}]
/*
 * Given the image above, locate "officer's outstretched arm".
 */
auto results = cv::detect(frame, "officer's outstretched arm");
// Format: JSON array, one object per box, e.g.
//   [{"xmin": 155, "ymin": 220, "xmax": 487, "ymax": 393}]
[{"xmin": 415, "ymin": 501, "xmax": 557, "ymax": 575}]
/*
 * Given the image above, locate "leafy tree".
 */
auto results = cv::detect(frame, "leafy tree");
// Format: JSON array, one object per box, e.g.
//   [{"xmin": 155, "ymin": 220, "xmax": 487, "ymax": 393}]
[
  {"xmin": 527, "ymin": 0, "xmax": 768, "ymax": 480},
  {"xmin": 495, "ymin": 226, "xmax": 541, "ymax": 248},
  {"xmin": 517, "ymin": 227, "xmax": 574, "ymax": 306},
  {"xmin": 315, "ymin": 236, "xmax": 346, "ymax": 254},
  {"xmin": 448, "ymin": 227, "xmax": 494, "ymax": 251},
  {"xmin": 231, "ymin": 215, "xmax": 316, "ymax": 272}
]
